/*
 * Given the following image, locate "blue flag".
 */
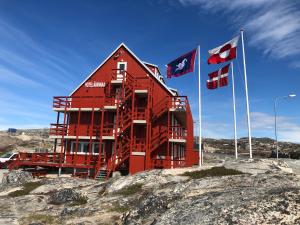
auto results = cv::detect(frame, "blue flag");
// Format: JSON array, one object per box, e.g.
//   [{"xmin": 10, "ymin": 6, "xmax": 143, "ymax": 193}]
[{"xmin": 167, "ymin": 49, "xmax": 197, "ymax": 78}]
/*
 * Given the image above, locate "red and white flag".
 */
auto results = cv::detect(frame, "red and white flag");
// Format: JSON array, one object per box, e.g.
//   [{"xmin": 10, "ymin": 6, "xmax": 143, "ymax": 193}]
[
  {"xmin": 206, "ymin": 64, "xmax": 230, "ymax": 89},
  {"xmin": 207, "ymin": 36, "xmax": 239, "ymax": 64}
]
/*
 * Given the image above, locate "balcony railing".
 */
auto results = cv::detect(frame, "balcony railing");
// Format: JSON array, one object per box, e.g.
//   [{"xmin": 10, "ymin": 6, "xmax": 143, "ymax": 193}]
[
  {"xmin": 169, "ymin": 125, "xmax": 187, "ymax": 139},
  {"xmin": 132, "ymin": 138, "xmax": 146, "ymax": 152},
  {"xmin": 50, "ymin": 124, "xmax": 67, "ymax": 136},
  {"xmin": 153, "ymin": 96, "xmax": 189, "ymax": 118},
  {"xmin": 53, "ymin": 96, "xmax": 116, "ymax": 109},
  {"xmin": 133, "ymin": 107, "xmax": 147, "ymax": 120}
]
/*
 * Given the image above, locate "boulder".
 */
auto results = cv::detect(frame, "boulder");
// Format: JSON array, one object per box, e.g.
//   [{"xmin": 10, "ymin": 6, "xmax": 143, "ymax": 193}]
[
  {"xmin": 48, "ymin": 188, "xmax": 86, "ymax": 205},
  {"xmin": 1, "ymin": 170, "xmax": 33, "ymax": 185}
]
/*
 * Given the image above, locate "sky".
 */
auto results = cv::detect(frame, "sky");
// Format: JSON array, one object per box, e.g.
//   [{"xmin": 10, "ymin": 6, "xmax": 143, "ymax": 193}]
[{"xmin": 0, "ymin": 0, "xmax": 300, "ymax": 143}]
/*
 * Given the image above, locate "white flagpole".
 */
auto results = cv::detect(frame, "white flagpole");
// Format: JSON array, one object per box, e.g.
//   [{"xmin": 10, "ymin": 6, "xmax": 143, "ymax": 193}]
[
  {"xmin": 198, "ymin": 45, "xmax": 202, "ymax": 166},
  {"xmin": 231, "ymin": 62, "xmax": 238, "ymax": 159},
  {"xmin": 240, "ymin": 29, "xmax": 252, "ymax": 159}
]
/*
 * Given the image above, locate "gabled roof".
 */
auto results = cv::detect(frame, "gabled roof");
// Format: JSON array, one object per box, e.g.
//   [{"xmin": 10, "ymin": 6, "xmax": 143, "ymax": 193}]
[{"xmin": 70, "ymin": 43, "xmax": 175, "ymax": 96}]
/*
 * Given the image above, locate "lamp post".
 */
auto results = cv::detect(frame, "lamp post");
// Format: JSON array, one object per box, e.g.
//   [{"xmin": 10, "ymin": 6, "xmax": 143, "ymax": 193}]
[{"xmin": 274, "ymin": 94, "xmax": 296, "ymax": 159}]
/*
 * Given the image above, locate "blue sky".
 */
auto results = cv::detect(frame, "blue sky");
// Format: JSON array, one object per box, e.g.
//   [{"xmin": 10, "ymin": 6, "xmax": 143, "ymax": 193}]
[{"xmin": 0, "ymin": 0, "xmax": 300, "ymax": 142}]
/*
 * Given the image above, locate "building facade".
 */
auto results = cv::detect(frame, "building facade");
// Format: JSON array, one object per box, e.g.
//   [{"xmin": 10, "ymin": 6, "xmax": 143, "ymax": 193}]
[{"xmin": 10, "ymin": 43, "xmax": 199, "ymax": 178}]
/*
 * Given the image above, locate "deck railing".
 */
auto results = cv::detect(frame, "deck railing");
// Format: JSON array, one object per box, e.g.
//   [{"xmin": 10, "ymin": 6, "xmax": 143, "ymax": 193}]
[
  {"xmin": 169, "ymin": 125, "xmax": 187, "ymax": 139},
  {"xmin": 133, "ymin": 107, "xmax": 147, "ymax": 120},
  {"xmin": 53, "ymin": 96, "xmax": 116, "ymax": 109}
]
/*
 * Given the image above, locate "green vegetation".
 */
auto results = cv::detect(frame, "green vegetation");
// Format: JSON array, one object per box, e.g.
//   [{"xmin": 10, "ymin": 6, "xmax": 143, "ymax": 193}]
[
  {"xmin": 8, "ymin": 181, "xmax": 43, "ymax": 197},
  {"xmin": 115, "ymin": 183, "xmax": 143, "ymax": 196},
  {"xmin": 109, "ymin": 204, "xmax": 129, "ymax": 213},
  {"xmin": 69, "ymin": 195, "xmax": 88, "ymax": 206},
  {"xmin": 182, "ymin": 166, "xmax": 245, "ymax": 179},
  {"xmin": 20, "ymin": 214, "xmax": 61, "ymax": 225}
]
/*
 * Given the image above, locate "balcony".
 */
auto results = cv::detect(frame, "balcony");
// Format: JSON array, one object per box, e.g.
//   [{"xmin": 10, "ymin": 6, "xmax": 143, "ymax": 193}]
[
  {"xmin": 49, "ymin": 123, "xmax": 116, "ymax": 140},
  {"xmin": 168, "ymin": 125, "xmax": 187, "ymax": 143},
  {"xmin": 132, "ymin": 107, "xmax": 147, "ymax": 124},
  {"xmin": 132, "ymin": 138, "xmax": 146, "ymax": 153},
  {"xmin": 134, "ymin": 77, "xmax": 151, "ymax": 95},
  {"xmin": 53, "ymin": 96, "xmax": 116, "ymax": 111}
]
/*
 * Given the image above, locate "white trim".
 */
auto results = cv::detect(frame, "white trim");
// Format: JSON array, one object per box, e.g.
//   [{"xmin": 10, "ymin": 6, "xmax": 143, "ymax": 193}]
[
  {"xmin": 70, "ymin": 141, "xmax": 105, "ymax": 155},
  {"xmin": 169, "ymin": 138, "xmax": 186, "ymax": 143},
  {"xmin": 102, "ymin": 136, "xmax": 115, "ymax": 140},
  {"xmin": 117, "ymin": 61, "xmax": 127, "ymax": 71},
  {"xmin": 70, "ymin": 43, "xmax": 175, "ymax": 96},
  {"xmin": 143, "ymin": 61, "xmax": 159, "ymax": 68},
  {"xmin": 49, "ymin": 135, "xmax": 98, "ymax": 139},
  {"xmin": 132, "ymin": 152, "xmax": 146, "ymax": 156},
  {"xmin": 134, "ymin": 90, "xmax": 148, "ymax": 94},
  {"xmin": 53, "ymin": 108, "xmax": 101, "ymax": 112},
  {"xmin": 103, "ymin": 105, "xmax": 117, "ymax": 110},
  {"xmin": 133, "ymin": 120, "xmax": 147, "ymax": 124}
]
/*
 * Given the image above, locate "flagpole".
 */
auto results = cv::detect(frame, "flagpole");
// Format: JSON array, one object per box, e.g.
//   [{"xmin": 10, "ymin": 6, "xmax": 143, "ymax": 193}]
[
  {"xmin": 240, "ymin": 29, "xmax": 252, "ymax": 159},
  {"xmin": 231, "ymin": 62, "xmax": 238, "ymax": 159},
  {"xmin": 198, "ymin": 45, "xmax": 202, "ymax": 166}
]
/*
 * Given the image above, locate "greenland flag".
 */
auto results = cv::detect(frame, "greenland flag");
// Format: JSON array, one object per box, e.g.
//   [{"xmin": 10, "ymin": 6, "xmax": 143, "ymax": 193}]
[
  {"xmin": 206, "ymin": 64, "xmax": 230, "ymax": 89},
  {"xmin": 208, "ymin": 36, "xmax": 239, "ymax": 64}
]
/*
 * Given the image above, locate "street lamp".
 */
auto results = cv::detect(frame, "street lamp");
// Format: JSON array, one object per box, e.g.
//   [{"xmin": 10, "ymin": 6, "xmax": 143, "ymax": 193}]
[{"xmin": 274, "ymin": 94, "xmax": 296, "ymax": 159}]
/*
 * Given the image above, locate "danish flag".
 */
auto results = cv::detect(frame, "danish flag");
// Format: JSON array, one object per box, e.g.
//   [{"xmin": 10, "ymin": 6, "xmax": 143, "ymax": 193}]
[
  {"xmin": 207, "ymin": 36, "xmax": 239, "ymax": 64},
  {"xmin": 206, "ymin": 64, "xmax": 230, "ymax": 89}
]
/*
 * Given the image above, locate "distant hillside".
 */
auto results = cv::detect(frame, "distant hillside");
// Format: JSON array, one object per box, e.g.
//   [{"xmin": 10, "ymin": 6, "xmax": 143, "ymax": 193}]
[
  {"xmin": 1, "ymin": 128, "xmax": 299, "ymax": 159},
  {"xmin": 194, "ymin": 137, "xmax": 300, "ymax": 159}
]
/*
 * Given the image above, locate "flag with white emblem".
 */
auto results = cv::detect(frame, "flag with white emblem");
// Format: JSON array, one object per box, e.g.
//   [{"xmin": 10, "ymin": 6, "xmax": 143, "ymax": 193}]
[
  {"xmin": 167, "ymin": 49, "xmax": 197, "ymax": 78},
  {"xmin": 206, "ymin": 64, "xmax": 230, "ymax": 89},
  {"xmin": 207, "ymin": 36, "xmax": 239, "ymax": 64}
]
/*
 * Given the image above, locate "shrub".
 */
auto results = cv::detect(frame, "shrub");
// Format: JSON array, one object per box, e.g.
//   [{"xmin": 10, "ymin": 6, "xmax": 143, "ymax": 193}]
[
  {"xmin": 8, "ymin": 181, "xmax": 43, "ymax": 197},
  {"xmin": 69, "ymin": 195, "xmax": 88, "ymax": 206},
  {"xmin": 20, "ymin": 214, "xmax": 60, "ymax": 225},
  {"xmin": 182, "ymin": 166, "xmax": 244, "ymax": 179},
  {"xmin": 115, "ymin": 183, "xmax": 143, "ymax": 196}
]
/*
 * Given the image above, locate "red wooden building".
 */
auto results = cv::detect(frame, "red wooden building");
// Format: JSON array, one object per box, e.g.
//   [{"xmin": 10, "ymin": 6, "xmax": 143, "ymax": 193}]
[{"xmin": 10, "ymin": 43, "xmax": 199, "ymax": 178}]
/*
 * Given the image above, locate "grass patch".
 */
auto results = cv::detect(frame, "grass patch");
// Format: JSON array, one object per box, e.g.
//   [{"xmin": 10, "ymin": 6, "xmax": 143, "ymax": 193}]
[
  {"xmin": 69, "ymin": 195, "xmax": 88, "ymax": 206},
  {"xmin": 20, "ymin": 214, "xmax": 61, "ymax": 225},
  {"xmin": 109, "ymin": 204, "xmax": 130, "ymax": 213},
  {"xmin": 182, "ymin": 166, "xmax": 245, "ymax": 179},
  {"xmin": 8, "ymin": 181, "xmax": 43, "ymax": 197},
  {"xmin": 115, "ymin": 183, "xmax": 143, "ymax": 196}
]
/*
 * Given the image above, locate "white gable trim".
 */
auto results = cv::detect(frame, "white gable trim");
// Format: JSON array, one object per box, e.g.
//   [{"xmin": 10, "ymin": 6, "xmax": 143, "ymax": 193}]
[
  {"xmin": 143, "ymin": 61, "xmax": 158, "ymax": 68},
  {"xmin": 70, "ymin": 43, "xmax": 175, "ymax": 96}
]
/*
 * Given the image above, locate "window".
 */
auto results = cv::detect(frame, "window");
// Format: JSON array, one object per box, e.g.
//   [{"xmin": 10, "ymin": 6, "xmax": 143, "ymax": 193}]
[
  {"xmin": 117, "ymin": 62, "xmax": 127, "ymax": 73},
  {"xmin": 118, "ymin": 63, "xmax": 125, "ymax": 71},
  {"xmin": 82, "ymin": 143, "xmax": 90, "ymax": 153},
  {"xmin": 71, "ymin": 141, "xmax": 104, "ymax": 155}
]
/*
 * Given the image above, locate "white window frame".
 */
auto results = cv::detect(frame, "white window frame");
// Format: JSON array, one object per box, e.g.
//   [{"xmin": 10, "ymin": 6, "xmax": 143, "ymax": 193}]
[
  {"xmin": 70, "ymin": 141, "xmax": 105, "ymax": 155},
  {"xmin": 117, "ymin": 62, "xmax": 127, "ymax": 81},
  {"xmin": 117, "ymin": 61, "xmax": 127, "ymax": 73}
]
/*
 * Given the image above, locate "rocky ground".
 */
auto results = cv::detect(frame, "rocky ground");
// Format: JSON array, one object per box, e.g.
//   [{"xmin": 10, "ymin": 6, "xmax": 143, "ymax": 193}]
[{"xmin": 0, "ymin": 156, "xmax": 299, "ymax": 225}]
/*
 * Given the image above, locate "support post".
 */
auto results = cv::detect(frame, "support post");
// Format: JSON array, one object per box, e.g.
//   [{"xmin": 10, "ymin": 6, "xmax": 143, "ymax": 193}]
[
  {"xmin": 231, "ymin": 62, "xmax": 238, "ymax": 159},
  {"xmin": 197, "ymin": 45, "xmax": 202, "ymax": 166},
  {"xmin": 240, "ymin": 29, "xmax": 252, "ymax": 159},
  {"xmin": 274, "ymin": 99, "xmax": 279, "ymax": 160}
]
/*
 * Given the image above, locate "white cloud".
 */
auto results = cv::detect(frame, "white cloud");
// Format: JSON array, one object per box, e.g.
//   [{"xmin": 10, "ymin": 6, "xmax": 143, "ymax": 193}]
[
  {"xmin": 0, "ymin": 67, "xmax": 43, "ymax": 87},
  {"xmin": 251, "ymin": 112, "xmax": 300, "ymax": 143},
  {"xmin": 178, "ymin": 0, "xmax": 300, "ymax": 68}
]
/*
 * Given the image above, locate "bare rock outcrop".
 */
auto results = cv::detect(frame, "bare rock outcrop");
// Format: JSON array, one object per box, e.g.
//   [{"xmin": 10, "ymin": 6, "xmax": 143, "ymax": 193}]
[
  {"xmin": 1, "ymin": 170, "xmax": 33, "ymax": 186},
  {"xmin": 0, "ymin": 158, "xmax": 299, "ymax": 225}
]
